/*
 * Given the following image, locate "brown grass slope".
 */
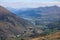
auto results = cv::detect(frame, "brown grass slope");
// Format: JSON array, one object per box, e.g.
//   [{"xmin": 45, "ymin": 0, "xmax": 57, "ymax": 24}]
[{"xmin": 31, "ymin": 31, "xmax": 60, "ymax": 40}]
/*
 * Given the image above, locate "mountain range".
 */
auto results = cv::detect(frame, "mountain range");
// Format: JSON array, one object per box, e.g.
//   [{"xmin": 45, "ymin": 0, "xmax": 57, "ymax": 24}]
[
  {"xmin": 6, "ymin": 5, "xmax": 60, "ymax": 31},
  {"xmin": 6, "ymin": 6, "xmax": 60, "ymax": 28}
]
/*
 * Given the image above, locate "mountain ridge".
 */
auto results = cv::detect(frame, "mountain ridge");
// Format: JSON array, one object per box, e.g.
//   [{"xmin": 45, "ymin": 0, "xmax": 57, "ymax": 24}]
[{"xmin": 0, "ymin": 5, "xmax": 34, "ymax": 38}]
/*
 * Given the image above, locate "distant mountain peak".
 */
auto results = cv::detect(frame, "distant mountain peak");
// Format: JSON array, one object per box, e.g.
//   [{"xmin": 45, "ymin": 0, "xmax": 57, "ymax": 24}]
[
  {"xmin": 49, "ymin": 5, "xmax": 59, "ymax": 9},
  {"xmin": 51, "ymin": 5, "xmax": 58, "ymax": 7}
]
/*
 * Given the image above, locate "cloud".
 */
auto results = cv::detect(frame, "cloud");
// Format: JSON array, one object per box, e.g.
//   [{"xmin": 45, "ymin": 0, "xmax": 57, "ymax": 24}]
[
  {"xmin": 0, "ymin": 2, "xmax": 60, "ymax": 8},
  {"xmin": 0, "ymin": 0, "xmax": 60, "ymax": 2}
]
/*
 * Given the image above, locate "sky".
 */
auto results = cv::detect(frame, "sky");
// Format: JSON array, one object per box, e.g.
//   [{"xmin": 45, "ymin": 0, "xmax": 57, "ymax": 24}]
[
  {"xmin": 0, "ymin": 0, "xmax": 60, "ymax": 2},
  {"xmin": 0, "ymin": 0, "xmax": 60, "ymax": 9}
]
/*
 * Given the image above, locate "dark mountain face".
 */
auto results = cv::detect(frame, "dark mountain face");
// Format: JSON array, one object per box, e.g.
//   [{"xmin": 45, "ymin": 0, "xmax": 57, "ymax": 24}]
[{"xmin": 0, "ymin": 6, "xmax": 34, "ymax": 38}]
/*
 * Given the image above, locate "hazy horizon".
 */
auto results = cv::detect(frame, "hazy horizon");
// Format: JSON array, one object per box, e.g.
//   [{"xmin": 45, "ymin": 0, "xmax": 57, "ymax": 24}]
[{"xmin": 0, "ymin": 0, "xmax": 60, "ymax": 9}]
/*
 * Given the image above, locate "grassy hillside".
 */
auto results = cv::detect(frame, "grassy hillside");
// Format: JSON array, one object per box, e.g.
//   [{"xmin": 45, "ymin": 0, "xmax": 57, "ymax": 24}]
[{"xmin": 31, "ymin": 31, "xmax": 60, "ymax": 40}]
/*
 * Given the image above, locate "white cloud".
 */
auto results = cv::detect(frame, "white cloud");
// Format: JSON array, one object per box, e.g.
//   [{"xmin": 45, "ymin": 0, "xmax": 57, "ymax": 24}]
[{"xmin": 0, "ymin": 2, "xmax": 60, "ymax": 9}]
